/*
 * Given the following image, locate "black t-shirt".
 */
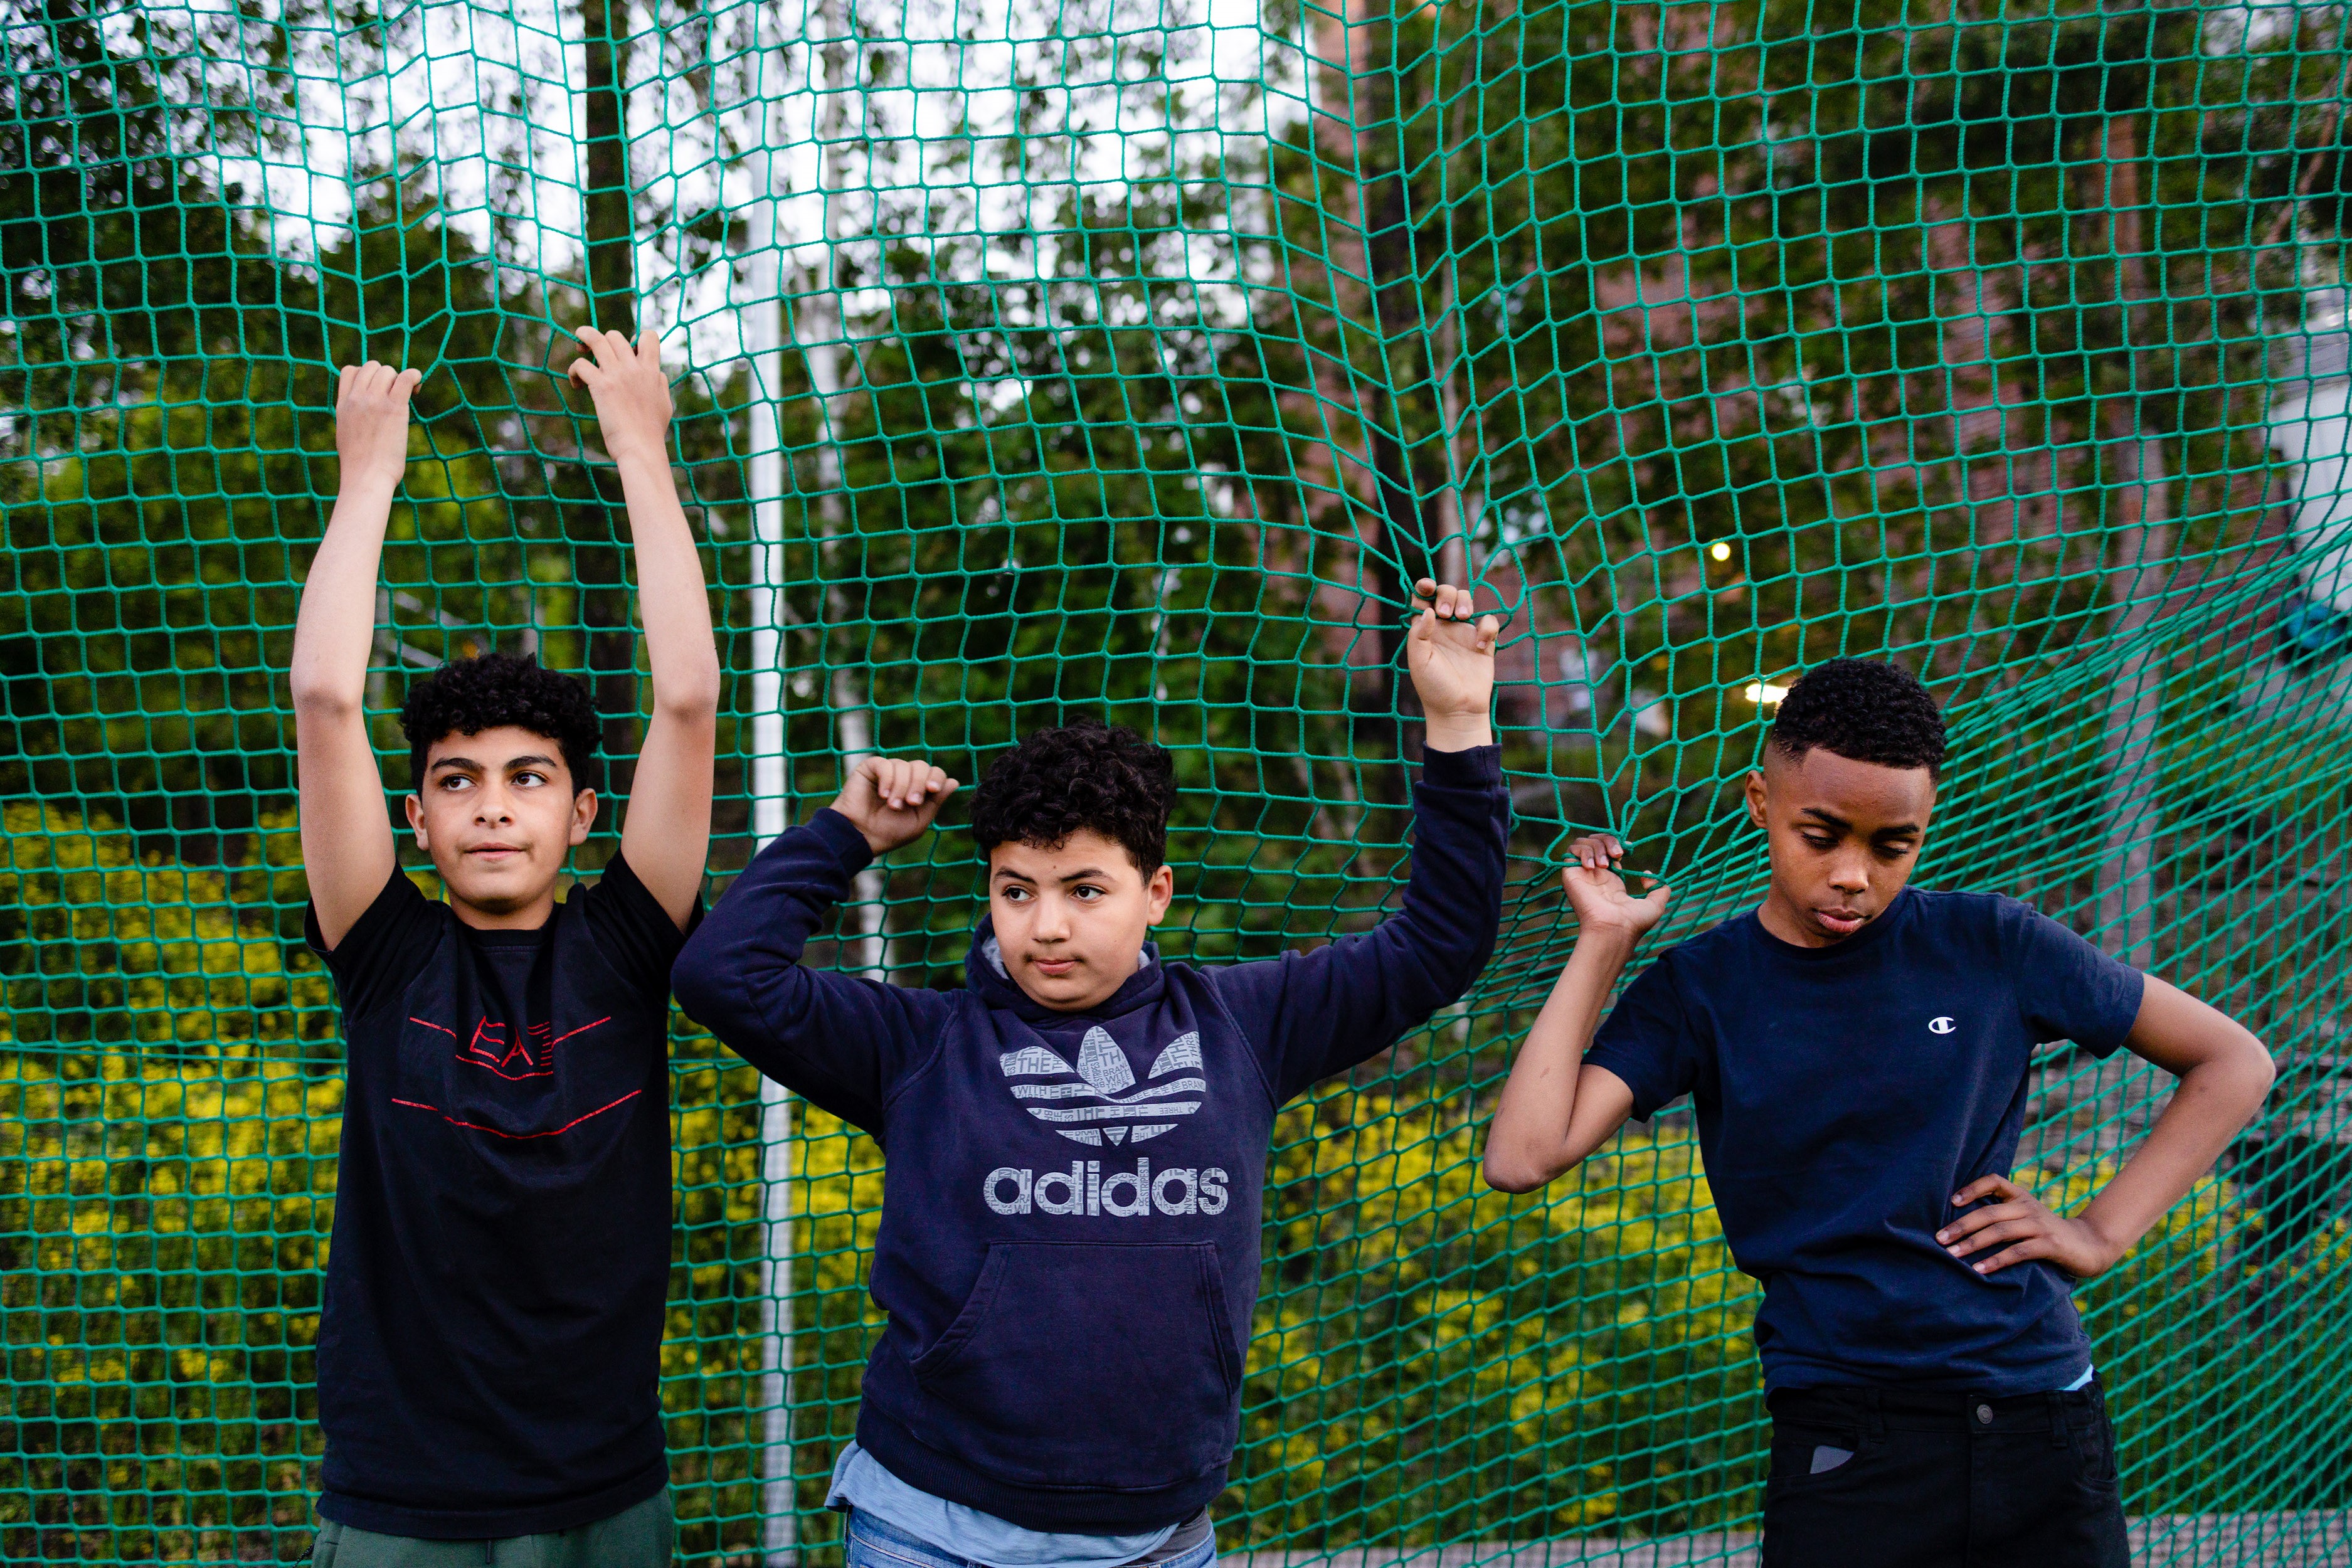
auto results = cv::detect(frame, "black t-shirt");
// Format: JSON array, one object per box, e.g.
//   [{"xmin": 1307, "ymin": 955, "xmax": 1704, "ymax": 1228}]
[
  {"xmin": 304, "ymin": 854, "xmax": 697, "ymax": 1539},
  {"xmin": 1584, "ymin": 887, "xmax": 2145, "ymax": 1394}
]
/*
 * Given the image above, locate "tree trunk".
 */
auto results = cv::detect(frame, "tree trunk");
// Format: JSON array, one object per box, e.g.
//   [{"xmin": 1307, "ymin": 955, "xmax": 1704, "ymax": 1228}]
[
  {"xmin": 581, "ymin": 0, "xmax": 635, "ymax": 342},
  {"xmin": 1305, "ymin": 0, "xmax": 1426, "ymax": 790},
  {"xmin": 1428, "ymin": 37, "xmax": 1485, "ymax": 591},
  {"xmin": 799, "ymin": 3, "xmax": 890, "ymax": 981},
  {"xmin": 2091, "ymin": 114, "xmax": 2176, "ymax": 976},
  {"xmin": 1350, "ymin": 0, "xmax": 1433, "ymax": 787},
  {"xmin": 576, "ymin": 0, "xmax": 640, "ymax": 783},
  {"xmin": 2080, "ymin": 114, "xmax": 2176, "ymax": 1162}
]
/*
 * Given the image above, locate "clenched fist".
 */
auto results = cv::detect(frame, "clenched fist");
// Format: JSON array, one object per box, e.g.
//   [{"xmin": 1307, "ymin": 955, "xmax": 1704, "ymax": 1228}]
[{"xmin": 830, "ymin": 756, "xmax": 961, "ymax": 856}]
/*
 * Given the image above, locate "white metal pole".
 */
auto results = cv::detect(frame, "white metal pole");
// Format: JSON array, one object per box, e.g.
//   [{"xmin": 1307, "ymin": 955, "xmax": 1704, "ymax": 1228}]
[{"xmin": 748, "ymin": 1, "xmax": 795, "ymax": 1557}]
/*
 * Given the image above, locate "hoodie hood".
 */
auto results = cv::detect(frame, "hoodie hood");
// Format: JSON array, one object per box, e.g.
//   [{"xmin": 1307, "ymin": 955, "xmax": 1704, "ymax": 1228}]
[{"xmin": 963, "ymin": 913, "xmax": 1167, "ymax": 1027}]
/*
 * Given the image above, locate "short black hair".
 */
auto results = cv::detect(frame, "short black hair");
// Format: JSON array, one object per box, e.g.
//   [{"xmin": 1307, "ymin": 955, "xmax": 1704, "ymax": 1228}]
[
  {"xmin": 399, "ymin": 651, "xmax": 602, "ymax": 794},
  {"xmin": 969, "ymin": 718, "xmax": 1176, "ymax": 874},
  {"xmin": 1767, "ymin": 657, "xmax": 1946, "ymax": 776}
]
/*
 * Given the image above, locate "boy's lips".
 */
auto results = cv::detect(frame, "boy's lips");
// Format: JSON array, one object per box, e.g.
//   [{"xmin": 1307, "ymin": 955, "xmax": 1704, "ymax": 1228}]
[
  {"xmin": 467, "ymin": 844, "xmax": 524, "ymax": 861},
  {"xmin": 1814, "ymin": 908, "xmax": 1867, "ymax": 936},
  {"xmin": 1029, "ymin": 956, "xmax": 1079, "ymax": 977}
]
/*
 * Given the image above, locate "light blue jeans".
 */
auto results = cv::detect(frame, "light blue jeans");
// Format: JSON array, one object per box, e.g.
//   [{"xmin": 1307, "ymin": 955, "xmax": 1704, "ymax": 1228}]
[{"xmin": 844, "ymin": 1507, "xmax": 1216, "ymax": 1568}]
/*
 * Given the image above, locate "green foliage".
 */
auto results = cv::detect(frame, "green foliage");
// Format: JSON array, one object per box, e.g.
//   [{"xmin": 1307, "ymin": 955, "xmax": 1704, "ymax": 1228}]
[{"xmin": 8, "ymin": 0, "xmax": 2351, "ymax": 1558}]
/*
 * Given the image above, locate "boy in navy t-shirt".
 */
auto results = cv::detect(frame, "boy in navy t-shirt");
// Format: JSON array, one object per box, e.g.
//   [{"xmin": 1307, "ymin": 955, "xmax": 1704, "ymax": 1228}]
[
  {"xmin": 290, "ymin": 336, "xmax": 719, "ymax": 1564},
  {"xmin": 1483, "ymin": 659, "xmax": 2273, "ymax": 1567},
  {"xmin": 672, "ymin": 581, "xmax": 1509, "ymax": 1568}
]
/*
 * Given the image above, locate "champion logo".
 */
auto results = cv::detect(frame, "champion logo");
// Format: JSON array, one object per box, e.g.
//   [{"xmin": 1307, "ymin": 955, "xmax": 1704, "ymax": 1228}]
[
  {"xmin": 999, "ymin": 1028, "xmax": 1205, "ymax": 1147},
  {"xmin": 1929, "ymin": 1016, "xmax": 1956, "ymax": 1035}
]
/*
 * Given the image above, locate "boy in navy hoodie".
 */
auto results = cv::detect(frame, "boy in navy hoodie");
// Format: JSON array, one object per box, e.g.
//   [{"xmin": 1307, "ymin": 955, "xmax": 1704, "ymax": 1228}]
[
  {"xmin": 672, "ymin": 580, "xmax": 1508, "ymax": 1568},
  {"xmin": 1482, "ymin": 659, "xmax": 2274, "ymax": 1567}
]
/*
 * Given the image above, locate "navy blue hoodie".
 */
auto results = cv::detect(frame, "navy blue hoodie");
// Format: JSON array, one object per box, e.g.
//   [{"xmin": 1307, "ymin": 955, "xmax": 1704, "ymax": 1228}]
[{"xmin": 671, "ymin": 746, "xmax": 1508, "ymax": 1534}]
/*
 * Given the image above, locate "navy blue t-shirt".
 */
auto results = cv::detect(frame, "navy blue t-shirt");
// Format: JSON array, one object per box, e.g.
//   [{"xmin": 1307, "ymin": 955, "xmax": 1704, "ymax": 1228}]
[
  {"xmin": 305, "ymin": 856, "xmax": 696, "ymax": 1539},
  {"xmin": 1584, "ymin": 887, "xmax": 2145, "ymax": 1394}
]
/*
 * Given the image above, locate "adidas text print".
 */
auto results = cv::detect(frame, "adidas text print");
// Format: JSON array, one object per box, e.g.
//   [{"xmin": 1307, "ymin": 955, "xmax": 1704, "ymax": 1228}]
[{"xmin": 982, "ymin": 1159, "xmax": 1230, "ymax": 1217}]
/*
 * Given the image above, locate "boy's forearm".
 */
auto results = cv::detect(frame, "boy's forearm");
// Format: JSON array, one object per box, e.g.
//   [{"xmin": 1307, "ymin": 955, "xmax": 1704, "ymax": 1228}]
[
  {"xmin": 293, "ymin": 470, "xmax": 402, "ymax": 946},
  {"xmin": 1351, "ymin": 746, "xmax": 1508, "ymax": 1019},
  {"xmin": 1485, "ymin": 929, "xmax": 1634, "ymax": 1190},
  {"xmin": 613, "ymin": 449, "xmax": 719, "ymax": 715},
  {"xmin": 1225, "ymin": 748, "xmax": 1505, "ymax": 1101},
  {"xmin": 672, "ymin": 811, "xmax": 869, "ymax": 1039},
  {"xmin": 290, "ymin": 480, "xmax": 397, "ymax": 711},
  {"xmin": 2075, "ymin": 1047, "xmax": 2274, "ymax": 1261}
]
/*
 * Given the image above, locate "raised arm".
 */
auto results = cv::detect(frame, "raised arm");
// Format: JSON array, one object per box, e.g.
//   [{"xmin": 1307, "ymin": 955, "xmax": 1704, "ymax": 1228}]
[
  {"xmin": 671, "ymin": 757, "xmax": 958, "ymax": 1130},
  {"xmin": 568, "ymin": 327, "xmax": 720, "ymax": 930},
  {"xmin": 293, "ymin": 362, "xmax": 421, "ymax": 948},
  {"xmin": 1482, "ymin": 834, "xmax": 1663, "ymax": 1192},
  {"xmin": 1213, "ymin": 582, "xmax": 1510, "ymax": 1101},
  {"xmin": 1939, "ymin": 975, "xmax": 2273, "ymax": 1278}
]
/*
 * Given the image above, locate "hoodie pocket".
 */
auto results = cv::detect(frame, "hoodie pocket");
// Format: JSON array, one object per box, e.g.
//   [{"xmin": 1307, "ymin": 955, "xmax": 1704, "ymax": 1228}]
[{"xmin": 909, "ymin": 1241, "xmax": 1241, "ymax": 1490}]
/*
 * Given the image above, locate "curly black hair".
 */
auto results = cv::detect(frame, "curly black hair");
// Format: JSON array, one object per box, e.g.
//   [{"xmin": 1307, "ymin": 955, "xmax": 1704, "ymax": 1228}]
[
  {"xmin": 968, "ymin": 718, "xmax": 1176, "ymax": 873},
  {"xmin": 398, "ymin": 651, "xmax": 603, "ymax": 794},
  {"xmin": 1767, "ymin": 657, "xmax": 1946, "ymax": 776}
]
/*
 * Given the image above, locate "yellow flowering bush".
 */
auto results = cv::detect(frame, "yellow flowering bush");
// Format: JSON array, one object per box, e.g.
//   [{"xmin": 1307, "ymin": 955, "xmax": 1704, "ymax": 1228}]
[{"xmin": 0, "ymin": 808, "xmax": 2316, "ymax": 1557}]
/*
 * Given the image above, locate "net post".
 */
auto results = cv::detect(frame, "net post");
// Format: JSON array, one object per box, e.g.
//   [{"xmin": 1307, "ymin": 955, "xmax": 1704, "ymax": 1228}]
[{"xmin": 748, "ymin": 13, "xmax": 797, "ymax": 1557}]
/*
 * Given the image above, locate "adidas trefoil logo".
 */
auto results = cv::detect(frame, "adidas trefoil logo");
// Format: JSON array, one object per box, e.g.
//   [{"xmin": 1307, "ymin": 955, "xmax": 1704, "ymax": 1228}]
[{"xmin": 997, "ymin": 1028, "xmax": 1205, "ymax": 1146}]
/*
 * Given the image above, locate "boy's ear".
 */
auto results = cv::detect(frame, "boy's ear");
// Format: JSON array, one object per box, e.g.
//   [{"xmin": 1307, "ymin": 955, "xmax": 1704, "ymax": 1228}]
[
  {"xmin": 405, "ymin": 793, "xmax": 428, "ymax": 849},
  {"xmin": 1145, "ymin": 862, "xmax": 1176, "ymax": 924},
  {"xmin": 568, "ymin": 789, "xmax": 598, "ymax": 847},
  {"xmin": 1743, "ymin": 768, "xmax": 1769, "ymax": 829}
]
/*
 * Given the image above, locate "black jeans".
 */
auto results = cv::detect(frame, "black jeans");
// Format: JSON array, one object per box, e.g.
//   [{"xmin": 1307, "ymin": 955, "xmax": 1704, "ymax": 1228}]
[{"xmin": 1761, "ymin": 1380, "xmax": 2129, "ymax": 1568}]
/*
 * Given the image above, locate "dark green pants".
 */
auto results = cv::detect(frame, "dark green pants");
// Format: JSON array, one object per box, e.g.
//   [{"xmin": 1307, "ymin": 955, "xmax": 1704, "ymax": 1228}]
[{"xmin": 310, "ymin": 1488, "xmax": 673, "ymax": 1568}]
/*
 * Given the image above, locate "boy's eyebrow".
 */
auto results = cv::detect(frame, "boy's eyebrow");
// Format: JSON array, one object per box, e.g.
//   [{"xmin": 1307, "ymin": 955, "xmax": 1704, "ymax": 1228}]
[
  {"xmin": 990, "ymin": 866, "xmax": 1113, "ymax": 884},
  {"xmin": 429, "ymin": 753, "xmax": 559, "ymax": 773}
]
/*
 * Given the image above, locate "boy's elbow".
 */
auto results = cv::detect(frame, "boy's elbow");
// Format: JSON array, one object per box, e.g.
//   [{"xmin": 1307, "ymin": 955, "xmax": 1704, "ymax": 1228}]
[
  {"xmin": 2242, "ymin": 1030, "xmax": 2277, "ymax": 1098},
  {"xmin": 290, "ymin": 677, "xmax": 361, "ymax": 721},
  {"xmin": 2184, "ymin": 1025, "xmax": 2275, "ymax": 1119},
  {"xmin": 1480, "ymin": 1147, "xmax": 1558, "ymax": 1194},
  {"xmin": 654, "ymin": 660, "xmax": 723, "ymax": 723}
]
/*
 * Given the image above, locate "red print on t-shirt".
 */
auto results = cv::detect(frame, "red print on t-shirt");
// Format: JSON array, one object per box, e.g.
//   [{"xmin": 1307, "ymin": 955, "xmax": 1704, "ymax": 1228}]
[
  {"xmin": 409, "ymin": 1014, "xmax": 611, "ymax": 1080},
  {"xmin": 394, "ymin": 1014, "xmax": 629, "ymax": 1140}
]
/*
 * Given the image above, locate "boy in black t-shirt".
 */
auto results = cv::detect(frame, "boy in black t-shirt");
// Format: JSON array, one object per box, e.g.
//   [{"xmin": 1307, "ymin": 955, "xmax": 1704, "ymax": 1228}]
[
  {"xmin": 1483, "ymin": 660, "xmax": 2273, "ymax": 1568},
  {"xmin": 289, "ymin": 336, "xmax": 719, "ymax": 1565}
]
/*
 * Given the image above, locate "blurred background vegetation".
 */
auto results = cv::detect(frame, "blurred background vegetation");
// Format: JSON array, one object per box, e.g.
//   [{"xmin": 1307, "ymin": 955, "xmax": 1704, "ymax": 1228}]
[{"xmin": 7, "ymin": 0, "xmax": 2352, "ymax": 1557}]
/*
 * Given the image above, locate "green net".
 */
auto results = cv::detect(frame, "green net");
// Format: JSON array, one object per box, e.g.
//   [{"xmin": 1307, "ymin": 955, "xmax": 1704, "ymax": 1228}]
[{"xmin": 4, "ymin": 0, "xmax": 2350, "ymax": 1559}]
